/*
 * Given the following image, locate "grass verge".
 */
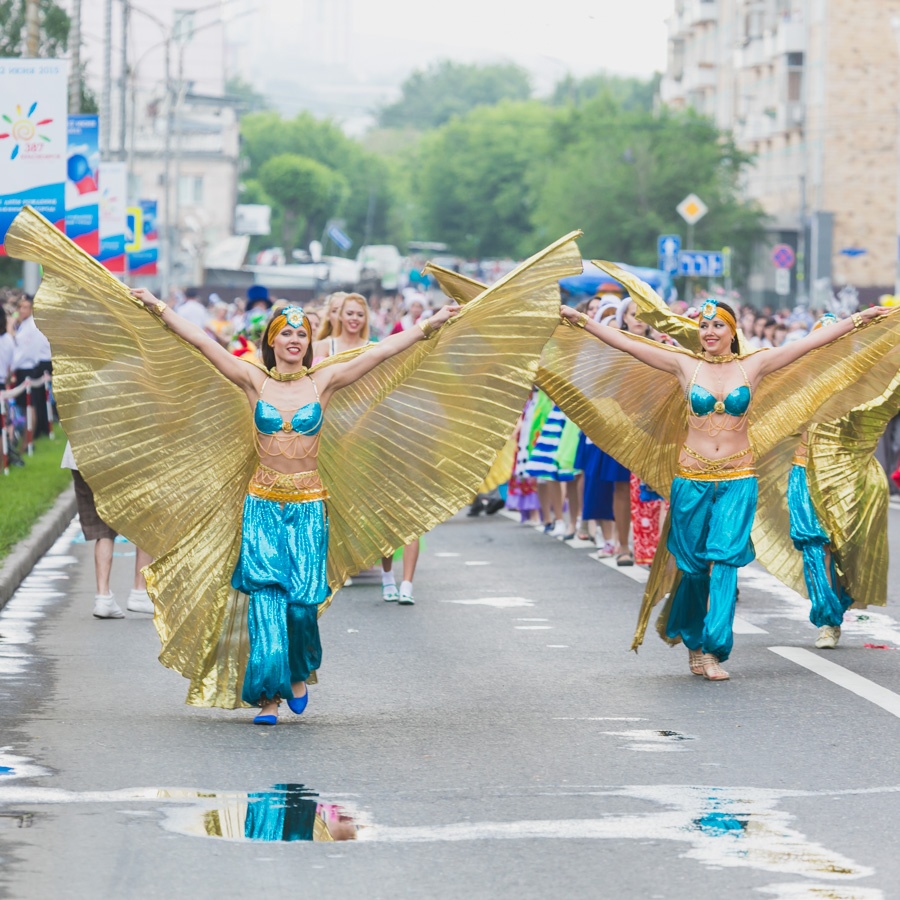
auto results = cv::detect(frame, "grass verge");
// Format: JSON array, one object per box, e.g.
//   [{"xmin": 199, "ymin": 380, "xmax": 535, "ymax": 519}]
[{"xmin": 0, "ymin": 433, "xmax": 71, "ymax": 563}]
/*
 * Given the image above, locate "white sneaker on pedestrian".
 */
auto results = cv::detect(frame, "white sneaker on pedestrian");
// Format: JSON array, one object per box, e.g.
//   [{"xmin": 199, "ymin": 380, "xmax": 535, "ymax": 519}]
[
  {"xmin": 550, "ymin": 519, "xmax": 567, "ymax": 538},
  {"xmin": 93, "ymin": 593, "xmax": 125, "ymax": 619},
  {"xmin": 815, "ymin": 625, "xmax": 841, "ymax": 649},
  {"xmin": 595, "ymin": 540, "xmax": 618, "ymax": 559},
  {"xmin": 126, "ymin": 589, "xmax": 154, "ymax": 614}
]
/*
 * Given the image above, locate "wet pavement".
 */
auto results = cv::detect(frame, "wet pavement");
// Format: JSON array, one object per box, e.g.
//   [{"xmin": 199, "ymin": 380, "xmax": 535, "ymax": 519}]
[{"xmin": 1, "ymin": 507, "xmax": 900, "ymax": 898}]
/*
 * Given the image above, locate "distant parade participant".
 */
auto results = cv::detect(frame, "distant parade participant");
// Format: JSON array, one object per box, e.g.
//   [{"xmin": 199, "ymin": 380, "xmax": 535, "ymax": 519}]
[{"xmin": 312, "ymin": 292, "xmax": 373, "ymax": 358}]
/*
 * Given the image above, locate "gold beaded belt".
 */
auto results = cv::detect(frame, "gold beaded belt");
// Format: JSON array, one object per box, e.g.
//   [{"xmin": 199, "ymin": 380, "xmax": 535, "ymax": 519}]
[
  {"xmin": 676, "ymin": 465, "xmax": 757, "ymax": 482},
  {"xmin": 247, "ymin": 465, "xmax": 329, "ymax": 503},
  {"xmin": 677, "ymin": 444, "xmax": 756, "ymax": 481}
]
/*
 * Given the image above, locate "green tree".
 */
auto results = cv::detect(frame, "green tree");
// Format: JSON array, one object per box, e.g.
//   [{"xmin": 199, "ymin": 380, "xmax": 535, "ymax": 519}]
[
  {"xmin": 225, "ymin": 75, "xmax": 270, "ymax": 116},
  {"xmin": 414, "ymin": 101, "xmax": 558, "ymax": 258},
  {"xmin": 257, "ymin": 154, "xmax": 348, "ymax": 252},
  {"xmin": 378, "ymin": 60, "xmax": 532, "ymax": 130},
  {"xmin": 531, "ymin": 102, "xmax": 766, "ymax": 284},
  {"xmin": 240, "ymin": 111, "xmax": 401, "ymax": 250},
  {"xmin": 549, "ymin": 72, "xmax": 661, "ymax": 113}
]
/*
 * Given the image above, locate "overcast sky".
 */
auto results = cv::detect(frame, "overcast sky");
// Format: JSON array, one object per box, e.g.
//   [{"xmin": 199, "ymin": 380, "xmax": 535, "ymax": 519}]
[{"xmin": 349, "ymin": 0, "xmax": 672, "ymax": 82}]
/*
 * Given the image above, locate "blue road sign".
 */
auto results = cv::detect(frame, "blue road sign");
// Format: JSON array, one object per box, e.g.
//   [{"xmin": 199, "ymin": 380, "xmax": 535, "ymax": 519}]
[
  {"xmin": 327, "ymin": 225, "xmax": 353, "ymax": 250},
  {"xmin": 678, "ymin": 251, "xmax": 724, "ymax": 278},
  {"xmin": 657, "ymin": 234, "xmax": 681, "ymax": 274}
]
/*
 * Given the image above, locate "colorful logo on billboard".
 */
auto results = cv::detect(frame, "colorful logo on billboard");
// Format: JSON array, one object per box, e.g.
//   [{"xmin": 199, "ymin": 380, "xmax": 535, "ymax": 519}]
[
  {"xmin": 126, "ymin": 199, "xmax": 158, "ymax": 277},
  {"xmin": 66, "ymin": 114, "xmax": 100, "ymax": 256},
  {"xmin": 0, "ymin": 102, "xmax": 53, "ymax": 159}
]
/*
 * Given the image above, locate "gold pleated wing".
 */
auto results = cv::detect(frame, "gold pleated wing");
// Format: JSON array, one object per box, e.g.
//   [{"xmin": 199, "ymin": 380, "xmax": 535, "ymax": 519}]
[
  {"xmin": 805, "ymin": 370, "xmax": 900, "ymax": 608},
  {"xmin": 316, "ymin": 232, "xmax": 584, "ymax": 588},
  {"xmin": 5, "ymin": 207, "xmax": 259, "ymax": 708}
]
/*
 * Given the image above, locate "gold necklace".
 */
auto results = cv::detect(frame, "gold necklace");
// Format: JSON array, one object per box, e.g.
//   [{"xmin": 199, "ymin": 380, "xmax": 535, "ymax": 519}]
[
  {"xmin": 268, "ymin": 366, "xmax": 309, "ymax": 382},
  {"xmin": 702, "ymin": 352, "xmax": 738, "ymax": 364}
]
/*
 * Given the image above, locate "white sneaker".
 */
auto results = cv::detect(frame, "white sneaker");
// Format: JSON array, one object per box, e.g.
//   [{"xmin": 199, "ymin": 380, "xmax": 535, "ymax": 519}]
[
  {"xmin": 93, "ymin": 594, "xmax": 125, "ymax": 619},
  {"xmin": 550, "ymin": 520, "xmax": 567, "ymax": 538},
  {"xmin": 815, "ymin": 625, "xmax": 841, "ymax": 649},
  {"xmin": 382, "ymin": 583, "xmax": 399, "ymax": 602},
  {"xmin": 595, "ymin": 540, "xmax": 618, "ymax": 559},
  {"xmin": 398, "ymin": 585, "xmax": 415, "ymax": 605},
  {"xmin": 126, "ymin": 589, "xmax": 154, "ymax": 614}
]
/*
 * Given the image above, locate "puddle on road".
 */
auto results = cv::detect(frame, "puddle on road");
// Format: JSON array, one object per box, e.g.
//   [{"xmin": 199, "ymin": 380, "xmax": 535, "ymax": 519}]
[
  {"xmin": 0, "ymin": 755, "xmax": 890, "ymax": 896},
  {"xmin": 601, "ymin": 729, "xmax": 697, "ymax": 752}
]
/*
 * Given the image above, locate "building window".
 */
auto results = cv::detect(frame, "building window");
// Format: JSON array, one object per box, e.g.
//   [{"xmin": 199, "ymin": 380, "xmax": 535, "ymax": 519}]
[{"xmin": 178, "ymin": 175, "xmax": 203, "ymax": 207}]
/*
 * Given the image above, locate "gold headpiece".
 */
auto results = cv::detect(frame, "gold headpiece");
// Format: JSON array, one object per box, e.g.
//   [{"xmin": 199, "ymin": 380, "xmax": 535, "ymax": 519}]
[
  {"xmin": 267, "ymin": 306, "xmax": 311, "ymax": 346},
  {"xmin": 699, "ymin": 298, "xmax": 737, "ymax": 335}
]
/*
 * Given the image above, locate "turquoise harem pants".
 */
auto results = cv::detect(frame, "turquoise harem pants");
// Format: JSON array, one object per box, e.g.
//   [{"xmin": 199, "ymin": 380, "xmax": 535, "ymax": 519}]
[
  {"xmin": 665, "ymin": 475, "xmax": 758, "ymax": 662},
  {"xmin": 787, "ymin": 464, "xmax": 853, "ymax": 628},
  {"xmin": 232, "ymin": 495, "xmax": 330, "ymax": 706}
]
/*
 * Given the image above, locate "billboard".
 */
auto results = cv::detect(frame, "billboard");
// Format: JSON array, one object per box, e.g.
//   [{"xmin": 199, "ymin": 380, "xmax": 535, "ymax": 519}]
[
  {"xmin": 66, "ymin": 114, "xmax": 100, "ymax": 255},
  {"xmin": 98, "ymin": 161, "xmax": 127, "ymax": 273},
  {"xmin": 0, "ymin": 59, "xmax": 69, "ymax": 250},
  {"xmin": 127, "ymin": 199, "xmax": 158, "ymax": 276}
]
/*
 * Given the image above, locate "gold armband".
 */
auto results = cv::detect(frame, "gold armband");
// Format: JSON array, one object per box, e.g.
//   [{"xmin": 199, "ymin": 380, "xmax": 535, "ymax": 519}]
[
  {"xmin": 418, "ymin": 318, "xmax": 437, "ymax": 339},
  {"xmin": 851, "ymin": 312, "xmax": 863, "ymax": 329},
  {"xmin": 573, "ymin": 312, "xmax": 588, "ymax": 329},
  {"xmin": 152, "ymin": 300, "xmax": 167, "ymax": 317}
]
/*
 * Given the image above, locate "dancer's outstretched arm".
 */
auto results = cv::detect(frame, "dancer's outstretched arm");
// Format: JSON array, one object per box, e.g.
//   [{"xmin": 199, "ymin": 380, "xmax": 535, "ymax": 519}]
[{"xmin": 559, "ymin": 305, "xmax": 683, "ymax": 376}]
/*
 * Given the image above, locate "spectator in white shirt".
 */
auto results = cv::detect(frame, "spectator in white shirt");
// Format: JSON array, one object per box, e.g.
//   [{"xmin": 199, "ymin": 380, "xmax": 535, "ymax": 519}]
[
  {"xmin": 12, "ymin": 295, "xmax": 53, "ymax": 437},
  {"xmin": 174, "ymin": 286, "xmax": 209, "ymax": 330},
  {"xmin": 0, "ymin": 305, "xmax": 15, "ymax": 385}
]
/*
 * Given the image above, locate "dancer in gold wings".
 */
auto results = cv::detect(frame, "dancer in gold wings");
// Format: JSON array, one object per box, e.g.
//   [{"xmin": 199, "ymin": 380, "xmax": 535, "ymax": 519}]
[
  {"xmin": 424, "ymin": 260, "xmax": 900, "ymax": 679},
  {"xmin": 4, "ymin": 206, "xmax": 582, "ymax": 715}
]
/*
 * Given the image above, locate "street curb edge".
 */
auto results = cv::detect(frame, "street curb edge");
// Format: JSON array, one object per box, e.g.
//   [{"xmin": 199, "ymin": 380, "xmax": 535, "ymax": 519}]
[{"xmin": 0, "ymin": 486, "xmax": 77, "ymax": 611}]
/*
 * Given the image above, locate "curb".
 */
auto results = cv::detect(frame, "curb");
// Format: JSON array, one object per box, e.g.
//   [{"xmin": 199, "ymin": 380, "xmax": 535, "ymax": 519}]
[{"xmin": 0, "ymin": 485, "xmax": 77, "ymax": 611}]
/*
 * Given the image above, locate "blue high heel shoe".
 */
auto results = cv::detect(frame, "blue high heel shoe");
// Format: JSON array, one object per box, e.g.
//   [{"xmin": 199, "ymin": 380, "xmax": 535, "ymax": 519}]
[
  {"xmin": 286, "ymin": 691, "xmax": 308, "ymax": 715},
  {"xmin": 253, "ymin": 713, "xmax": 278, "ymax": 725}
]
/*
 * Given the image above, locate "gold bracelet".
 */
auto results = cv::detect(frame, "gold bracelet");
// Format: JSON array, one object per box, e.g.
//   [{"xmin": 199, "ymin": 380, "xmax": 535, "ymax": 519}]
[
  {"xmin": 152, "ymin": 300, "xmax": 167, "ymax": 317},
  {"xmin": 418, "ymin": 318, "xmax": 437, "ymax": 339},
  {"xmin": 851, "ymin": 312, "xmax": 863, "ymax": 329},
  {"xmin": 573, "ymin": 312, "xmax": 588, "ymax": 329}
]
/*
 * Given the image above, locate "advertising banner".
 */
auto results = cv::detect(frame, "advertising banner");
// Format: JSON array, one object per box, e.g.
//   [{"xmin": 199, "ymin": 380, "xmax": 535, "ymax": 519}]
[
  {"xmin": 98, "ymin": 161, "xmax": 127, "ymax": 273},
  {"xmin": 66, "ymin": 113, "xmax": 99, "ymax": 255},
  {"xmin": 0, "ymin": 59, "xmax": 68, "ymax": 250},
  {"xmin": 127, "ymin": 199, "xmax": 158, "ymax": 276}
]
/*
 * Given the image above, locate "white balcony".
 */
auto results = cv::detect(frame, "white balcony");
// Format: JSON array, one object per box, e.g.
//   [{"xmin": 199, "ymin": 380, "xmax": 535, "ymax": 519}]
[
  {"xmin": 660, "ymin": 76, "xmax": 688, "ymax": 106},
  {"xmin": 683, "ymin": 64, "xmax": 717, "ymax": 92},
  {"xmin": 776, "ymin": 19, "xmax": 806, "ymax": 55},
  {"xmin": 734, "ymin": 35, "xmax": 765, "ymax": 69},
  {"xmin": 684, "ymin": 0, "xmax": 717, "ymax": 28}
]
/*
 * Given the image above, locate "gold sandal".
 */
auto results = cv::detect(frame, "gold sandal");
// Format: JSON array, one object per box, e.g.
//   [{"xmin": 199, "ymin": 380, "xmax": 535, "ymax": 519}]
[
  {"xmin": 700, "ymin": 653, "xmax": 730, "ymax": 681},
  {"xmin": 688, "ymin": 648, "xmax": 705, "ymax": 676}
]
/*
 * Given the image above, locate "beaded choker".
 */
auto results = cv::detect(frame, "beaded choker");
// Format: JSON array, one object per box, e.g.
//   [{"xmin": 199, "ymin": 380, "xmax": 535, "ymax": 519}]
[
  {"xmin": 701, "ymin": 352, "xmax": 738, "ymax": 364},
  {"xmin": 267, "ymin": 366, "xmax": 310, "ymax": 382}
]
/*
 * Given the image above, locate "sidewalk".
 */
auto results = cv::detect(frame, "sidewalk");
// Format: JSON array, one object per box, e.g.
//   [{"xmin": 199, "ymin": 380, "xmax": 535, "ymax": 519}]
[{"xmin": 0, "ymin": 485, "xmax": 76, "ymax": 610}]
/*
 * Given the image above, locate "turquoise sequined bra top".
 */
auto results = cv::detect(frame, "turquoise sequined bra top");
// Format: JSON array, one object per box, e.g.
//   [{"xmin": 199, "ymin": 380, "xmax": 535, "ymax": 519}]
[
  {"xmin": 254, "ymin": 376, "xmax": 323, "ymax": 436},
  {"xmin": 687, "ymin": 359, "xmax": 752, "ymax": 418}
]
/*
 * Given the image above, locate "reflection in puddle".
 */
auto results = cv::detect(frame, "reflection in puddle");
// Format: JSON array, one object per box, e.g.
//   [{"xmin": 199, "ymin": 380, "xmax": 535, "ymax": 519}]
[
  {"xmin": 601, "ymin": 729, "xmax": 697, "ymax": 752},
  {"xmin": 160, "ymin": 785, "xmax": 359, "ymax": 842}
]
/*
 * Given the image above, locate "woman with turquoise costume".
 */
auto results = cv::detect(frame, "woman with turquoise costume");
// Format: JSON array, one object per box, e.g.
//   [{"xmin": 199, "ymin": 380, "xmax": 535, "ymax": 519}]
[
  {"xmin": 129, "ymin": 291, "xmax": 456, "ymax": 723},
  {"xmin": 4, "ymin": 206, "xmax": 583, "ymax": 719},
  {"xmin": 556, "ymin": 289, "xmax": 895, "ymax": 681}
]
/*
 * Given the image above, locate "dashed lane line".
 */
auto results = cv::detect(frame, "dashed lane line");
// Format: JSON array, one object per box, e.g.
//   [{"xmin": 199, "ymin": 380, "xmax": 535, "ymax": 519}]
[{"xmin": 770, "ymin": 646, "xmax": 900, "ymax": 719}]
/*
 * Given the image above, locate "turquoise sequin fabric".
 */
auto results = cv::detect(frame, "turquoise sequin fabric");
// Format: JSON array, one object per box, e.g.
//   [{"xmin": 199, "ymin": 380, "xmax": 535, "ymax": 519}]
[
  {"xmin": 664, "ymin": 476, "xmax": 758, "ymax": 661},
  {"xmin": 232, "ymin": 495, "xmax": 330, "ymax": 705},
  {"xmin": 787, "ymin": 464, "xmax": 853, "ymax": 627}
]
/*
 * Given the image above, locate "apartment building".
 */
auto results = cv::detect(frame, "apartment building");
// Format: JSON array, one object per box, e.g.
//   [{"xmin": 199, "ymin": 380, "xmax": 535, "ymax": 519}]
[{"xmin": 661, "ymin": 0, "xmax": 900, "ymax": 305}]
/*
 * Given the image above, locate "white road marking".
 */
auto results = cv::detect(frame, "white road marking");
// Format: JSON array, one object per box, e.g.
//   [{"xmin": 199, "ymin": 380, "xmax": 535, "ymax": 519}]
[
  {"xmin": 562, "ymin": 537, "xmax": 596, "ymax": 549},
  {"xmin": 515, "ymin": 617, "xmax": 549, "ymax": 622},
  {"xmin": 434, "ymin": 552, "xmax": 460, "ymax": 558},
  {"xmin": 545, "ymin": 645, "xmax": 569, "ymax": 649},
  {"xmin": 445, "ymin": 597, "xmax": 535, "ymax": 608},
  {"xmin": 515, "ymin": 625, "xmax": 553, "ymax": 630},
  {"xmin": 770, "ymin": 647, "xmax": 900, "ymax": 719},
  {"xmin": 733, "ymin": 616, "xmax": 768, "ymax": 634},
  {"xmin": 464, "ymin": 561, "xmax": 491, "ymax": 566},
  {"xmin": 590, "ymin": 554, "xmax": 650, "ymax": 584},
  {"xmin": 553, "ymin": 717, "xmax": 647, "ymax": 722}
]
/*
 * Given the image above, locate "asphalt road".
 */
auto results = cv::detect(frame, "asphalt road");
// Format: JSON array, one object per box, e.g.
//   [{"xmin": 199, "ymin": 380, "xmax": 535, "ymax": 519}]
[{"xmin": 2, "ymin": 502, "xmax": 900, "ymax": 899}]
